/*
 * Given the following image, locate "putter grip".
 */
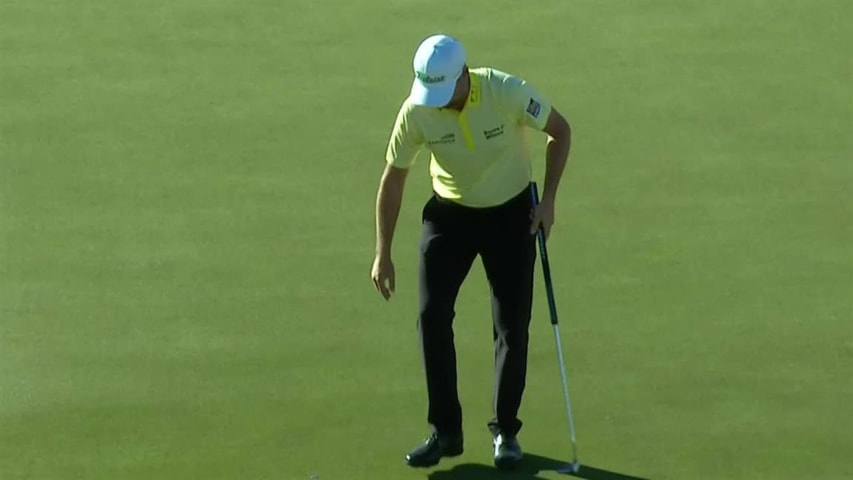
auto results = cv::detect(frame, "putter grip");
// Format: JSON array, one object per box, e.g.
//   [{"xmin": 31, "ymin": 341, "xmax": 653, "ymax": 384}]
[{"xmin": 529, "ymin": 182, "xmax": 559, "ymax": 326}]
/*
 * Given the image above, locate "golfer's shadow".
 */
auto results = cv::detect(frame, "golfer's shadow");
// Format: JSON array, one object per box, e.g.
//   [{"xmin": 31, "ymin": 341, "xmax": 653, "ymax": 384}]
[{"xmin": 427, "ymin": 453, "xmax": 651, "ymax": 480}]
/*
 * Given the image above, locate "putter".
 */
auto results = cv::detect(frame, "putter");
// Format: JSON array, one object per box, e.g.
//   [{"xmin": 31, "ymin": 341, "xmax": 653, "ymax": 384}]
[{"xmin": 530, "ymin": 182, "xmax": 580, "ymax": 474}]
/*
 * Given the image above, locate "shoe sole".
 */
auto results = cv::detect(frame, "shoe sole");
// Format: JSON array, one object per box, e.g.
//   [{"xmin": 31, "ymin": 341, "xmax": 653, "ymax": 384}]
[
  {"xmin": 406, "ymin": 448, "xmax": 463, "ymax": 468},
  {"xmin": 494, "ymin": 454, "xmax": 522, "ymax": 470}
]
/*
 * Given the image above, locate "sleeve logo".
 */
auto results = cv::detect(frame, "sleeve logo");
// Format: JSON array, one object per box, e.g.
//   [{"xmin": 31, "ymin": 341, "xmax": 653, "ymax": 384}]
[{"xmin": 526, "ymin": 98, "xmax": 541, "ymax": 118}]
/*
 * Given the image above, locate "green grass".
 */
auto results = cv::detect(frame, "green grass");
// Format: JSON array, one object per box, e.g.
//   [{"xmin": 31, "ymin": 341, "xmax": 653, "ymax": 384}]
[{"xmin": 1, "ymin": 0, "xmax": 851, "ymax": 479}]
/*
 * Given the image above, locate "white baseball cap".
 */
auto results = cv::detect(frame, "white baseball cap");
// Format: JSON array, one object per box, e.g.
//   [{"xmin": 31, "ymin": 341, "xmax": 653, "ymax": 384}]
[{"xmin": 408, "ymin": 34, "xmax": 466, "ymax": 107}]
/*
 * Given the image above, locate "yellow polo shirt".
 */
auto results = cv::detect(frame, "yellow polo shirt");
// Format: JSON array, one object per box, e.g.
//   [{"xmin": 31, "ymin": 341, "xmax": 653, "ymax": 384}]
[{"xmin": 385, "ymin": 67, "xmax": 553, "ymax": 207}]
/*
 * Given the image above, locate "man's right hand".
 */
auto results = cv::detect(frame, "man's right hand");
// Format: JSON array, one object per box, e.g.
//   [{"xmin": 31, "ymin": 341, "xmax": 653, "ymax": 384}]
[{"xmin": 371, "ymin": 255, "xmax": 396, "ymax": 300}]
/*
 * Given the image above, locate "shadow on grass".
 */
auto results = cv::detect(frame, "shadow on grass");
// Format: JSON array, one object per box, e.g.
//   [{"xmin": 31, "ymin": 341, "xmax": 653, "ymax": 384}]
[{"xmin": 427, "ymin": 453, "xmax": 651, "ymax": 480}]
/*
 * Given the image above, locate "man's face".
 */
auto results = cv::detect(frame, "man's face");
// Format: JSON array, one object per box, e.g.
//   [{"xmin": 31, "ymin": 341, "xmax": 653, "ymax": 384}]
[{"xmin": 444, "ymin": 66, "xmax": 470, "ymax": 108}]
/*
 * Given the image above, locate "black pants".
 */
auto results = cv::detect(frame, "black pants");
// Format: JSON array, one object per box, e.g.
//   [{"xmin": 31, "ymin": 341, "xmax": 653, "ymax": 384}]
[{"xmin": 418, "ymin": 186, "xmax": 536, "ymax": 438}]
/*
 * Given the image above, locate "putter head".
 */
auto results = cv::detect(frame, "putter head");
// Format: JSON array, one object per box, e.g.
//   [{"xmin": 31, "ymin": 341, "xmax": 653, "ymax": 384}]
[{"xmin": 557, "ymin": 461, "xmax": 580, "ymax": 474}]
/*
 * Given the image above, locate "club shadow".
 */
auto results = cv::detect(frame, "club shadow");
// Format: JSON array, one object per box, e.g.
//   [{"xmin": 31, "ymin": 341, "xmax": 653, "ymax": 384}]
[
  {"xmin": 427, "ymin": 453, "xmax": 652, "ymax": 480},
  {"xmin": 426, "ymin": 462, "xmax": 549, "ymax": 480}
]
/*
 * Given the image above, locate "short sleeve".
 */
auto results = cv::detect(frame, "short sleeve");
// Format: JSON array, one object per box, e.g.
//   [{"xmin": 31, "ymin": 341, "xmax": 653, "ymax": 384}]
[
  {"xmin": 493, "ymin": 70, "xmax": 552, "ymax": 131},
  {"xmin": 385, "ymin": 101, "xmax": 424, "ymax": 168}
]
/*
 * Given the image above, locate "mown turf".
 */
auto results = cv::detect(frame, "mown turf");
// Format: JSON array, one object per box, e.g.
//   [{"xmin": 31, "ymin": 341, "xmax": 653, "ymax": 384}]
[{"xmin": 1, "ymin": 0, "xmax": 851, "ymax": 479}]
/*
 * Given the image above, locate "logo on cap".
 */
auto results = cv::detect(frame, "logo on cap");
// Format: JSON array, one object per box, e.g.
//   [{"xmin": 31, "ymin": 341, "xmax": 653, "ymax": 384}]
[{"xmin": 416, "ymin": 71, "xmax": 447, "ymax": 84}]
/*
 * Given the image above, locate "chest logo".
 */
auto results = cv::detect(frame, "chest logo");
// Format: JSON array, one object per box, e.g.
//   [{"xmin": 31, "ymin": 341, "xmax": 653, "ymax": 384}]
[
  {"xmin": 483, "ymin": 124, "xmax": 505, "ymax": 140},
  {"xmin": 428, "ymin": 133, "xmax": 456, "ymax": 145}
]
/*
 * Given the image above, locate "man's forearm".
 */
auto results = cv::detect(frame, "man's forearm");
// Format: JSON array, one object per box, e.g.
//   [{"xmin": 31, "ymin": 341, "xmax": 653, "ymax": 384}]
[
  {"xmin": 542, "ymin": 123, "xmax": 572, "ymax": 203},
  {"xmin": 375, "ymin": 167, "xmax": 407, "ymax": 257}
]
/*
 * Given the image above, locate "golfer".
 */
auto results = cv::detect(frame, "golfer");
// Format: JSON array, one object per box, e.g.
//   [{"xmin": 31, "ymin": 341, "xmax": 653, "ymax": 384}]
[{"xmin": 370, "ymin": 34, "xmax": 572, "ymax": 469}]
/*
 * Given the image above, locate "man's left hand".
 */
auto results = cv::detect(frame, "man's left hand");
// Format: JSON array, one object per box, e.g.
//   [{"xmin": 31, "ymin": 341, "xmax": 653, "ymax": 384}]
[{"xmin": 530, "ymin": 198, "xmax": 555, "ymax": 240}]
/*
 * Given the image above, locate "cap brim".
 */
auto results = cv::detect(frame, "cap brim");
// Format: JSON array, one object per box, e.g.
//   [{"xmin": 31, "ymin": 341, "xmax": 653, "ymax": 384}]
[{"xmin": 408, "ymin": 79, "xmax": 456, "ymax": 107}]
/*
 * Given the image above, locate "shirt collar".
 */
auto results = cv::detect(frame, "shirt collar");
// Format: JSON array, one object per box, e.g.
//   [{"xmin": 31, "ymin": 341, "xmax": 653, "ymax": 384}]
[{"xmin": 465, "ymin": 72, "xmax": 481, "ymax": 108}]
